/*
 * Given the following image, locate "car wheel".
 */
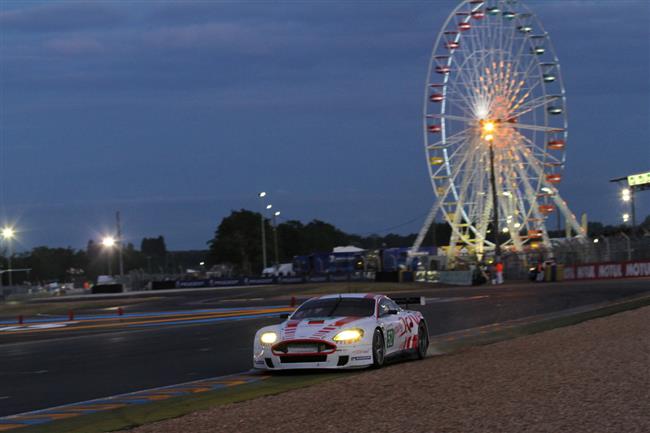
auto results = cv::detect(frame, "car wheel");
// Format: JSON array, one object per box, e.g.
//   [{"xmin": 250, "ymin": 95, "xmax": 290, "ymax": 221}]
[
  {"xmin": 416, "ymin": 322, "xmax": 429, "ymax": 359},
  {"xmin": 372, "ymin": 328, "xmax": 385, "ymax": 368}
]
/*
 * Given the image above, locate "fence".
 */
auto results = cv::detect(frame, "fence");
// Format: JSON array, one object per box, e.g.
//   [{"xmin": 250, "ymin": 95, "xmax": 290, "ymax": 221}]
[{"xmin": 499, "ymin": 233, "xmax": 650, "ymax": 280}]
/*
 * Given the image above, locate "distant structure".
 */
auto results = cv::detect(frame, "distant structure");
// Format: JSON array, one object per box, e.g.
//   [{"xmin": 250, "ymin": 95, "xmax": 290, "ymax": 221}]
[{"xmin": 412, "ymin": 0, "xmax": 585, "ymax": 261}]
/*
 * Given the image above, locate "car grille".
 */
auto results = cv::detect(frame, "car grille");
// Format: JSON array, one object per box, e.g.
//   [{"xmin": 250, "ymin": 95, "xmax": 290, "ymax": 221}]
[
  {"xmin": 279, "ymin": 355, "xmax": 327, "ymax": 363},
  {"xmin": 273, "ymin": 340, "xmax": 336, "ymax": 355}
]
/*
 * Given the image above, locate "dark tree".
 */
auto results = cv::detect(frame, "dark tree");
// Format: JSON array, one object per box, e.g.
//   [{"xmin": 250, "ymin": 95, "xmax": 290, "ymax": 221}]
[{"xmin": 208, "ymin": 209, "xmax": 270, "ymax": 274}]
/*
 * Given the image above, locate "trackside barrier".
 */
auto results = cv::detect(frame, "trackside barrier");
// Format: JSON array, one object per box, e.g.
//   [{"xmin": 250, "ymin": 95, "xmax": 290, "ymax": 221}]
[
  {"xmin": 563, "ymin": 260, "xmax": 650, "ymax": 281},
  {"xmin": 154, "ymin": 273, "xmax": 373, "ymax": 291},
  {"xmin": 438, "ymin": 270, "xmax": 473, "ymax": 286}
]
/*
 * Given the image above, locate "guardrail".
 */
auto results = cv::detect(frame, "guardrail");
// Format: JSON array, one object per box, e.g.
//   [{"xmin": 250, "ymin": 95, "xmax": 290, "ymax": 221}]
[{"xmin": 152, "ymin": 273, "xmax": 375, "ymax": 290}]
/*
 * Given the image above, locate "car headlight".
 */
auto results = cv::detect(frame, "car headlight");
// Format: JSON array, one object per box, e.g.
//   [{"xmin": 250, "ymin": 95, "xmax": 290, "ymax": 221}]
[
  {"xmin": 260, "ymin": 332, "xmax": 277, "ymax": 344},
  {"xmin": 333, "ymin": 329, "xmax": 364, "ymax": 343}
]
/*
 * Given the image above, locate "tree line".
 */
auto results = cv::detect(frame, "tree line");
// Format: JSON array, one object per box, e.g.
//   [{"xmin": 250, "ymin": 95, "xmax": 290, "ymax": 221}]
[
  {"xmin": 4, "ymin": 210, "xmax": 649, "ymax": 284},
  {"xmin": 5, "ymin": 236, "xmax": 204, "ymax": 285}
]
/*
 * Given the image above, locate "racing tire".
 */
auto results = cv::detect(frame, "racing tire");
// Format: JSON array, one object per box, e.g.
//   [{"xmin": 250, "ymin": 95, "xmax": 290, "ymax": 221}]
[
  {"xmin": 372, "ymin": 328, "xmax": 385, "ymax": 368},
  {"xmin": 416, "ymin": 322, "xmax": 429, "ymax": 360}
]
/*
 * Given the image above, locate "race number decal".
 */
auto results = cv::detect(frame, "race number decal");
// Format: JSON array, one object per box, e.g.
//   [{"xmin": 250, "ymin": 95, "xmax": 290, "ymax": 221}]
[{"xmin": 386, "ymin": 329, "xmax": 395, "ymax": 348}]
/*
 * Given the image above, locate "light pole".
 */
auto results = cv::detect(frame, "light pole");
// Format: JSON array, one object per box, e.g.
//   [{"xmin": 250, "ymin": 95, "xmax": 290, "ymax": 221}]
[
  {"xmin": 1, "ymin": 227, "xmax": 15, "ymax": 287},
  {"xmin": 482, "ymin": 121, "xmax": 501, "ymax": 261},
  {"xmin": 272, "ymin": 211, "xmax": 280, "ymax": 273},
  {"xmin": 102, "ymin": 236, "xmax": 116, "ymax": 275},
  {"xmin": 258, "ymin": 192, "xmax": 268, "ymax": 273},
  {"xmin": 116, "ymin": 211, "xmax": 125, "ymax": 283}
]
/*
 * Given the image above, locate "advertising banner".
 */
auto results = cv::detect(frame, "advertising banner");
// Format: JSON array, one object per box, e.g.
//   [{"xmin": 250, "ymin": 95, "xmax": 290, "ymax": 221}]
[{"xmin": 563, "ymin": 260, "xmax": 650, "ymax": 280}]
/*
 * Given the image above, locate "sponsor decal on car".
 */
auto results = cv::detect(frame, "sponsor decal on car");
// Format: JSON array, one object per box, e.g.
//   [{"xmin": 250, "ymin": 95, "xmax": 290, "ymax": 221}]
[{"xmin": 386, "ymin": 329, "xmax": 395, "ymax": 348}]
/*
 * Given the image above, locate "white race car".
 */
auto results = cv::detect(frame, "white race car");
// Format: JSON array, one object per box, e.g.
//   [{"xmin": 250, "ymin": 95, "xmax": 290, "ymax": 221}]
[{"xmin": 253, "ymin": 293, "xmax": 428, "ymax": 370}]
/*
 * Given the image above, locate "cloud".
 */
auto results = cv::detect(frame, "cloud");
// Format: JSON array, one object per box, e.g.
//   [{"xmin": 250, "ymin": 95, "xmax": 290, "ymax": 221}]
[
  {"xmin": 44, "ymin": 36, "xmax": 104, "ymax": 55},
  {"xmin": 0, "ymin": 2, "xmax": 125, "ymax": 33}
]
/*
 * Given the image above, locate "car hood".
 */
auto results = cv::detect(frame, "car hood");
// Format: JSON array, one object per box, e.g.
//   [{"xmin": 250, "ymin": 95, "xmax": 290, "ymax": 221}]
[{"xmin": 280, "ymin": 316, "xmax": 373, "ymax": 341}]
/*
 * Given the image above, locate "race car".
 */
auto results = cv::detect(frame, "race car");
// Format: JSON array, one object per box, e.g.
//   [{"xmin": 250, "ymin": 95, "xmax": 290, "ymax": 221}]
[{"xmin": 253, "ymin": 293, "xmax": 428, "ymax": 370}]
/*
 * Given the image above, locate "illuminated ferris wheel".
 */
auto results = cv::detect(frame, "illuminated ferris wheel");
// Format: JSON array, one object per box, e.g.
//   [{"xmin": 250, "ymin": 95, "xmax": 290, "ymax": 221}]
[{"xmin": 413, "ymin": 0, "xmax": 586, "ymax": 258}]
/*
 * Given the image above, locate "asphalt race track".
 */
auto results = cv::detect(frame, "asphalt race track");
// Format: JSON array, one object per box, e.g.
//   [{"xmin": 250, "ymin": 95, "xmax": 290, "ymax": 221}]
[{"xmin": 1, "ymin": 279, "xmax": 649, "ymax": 416}]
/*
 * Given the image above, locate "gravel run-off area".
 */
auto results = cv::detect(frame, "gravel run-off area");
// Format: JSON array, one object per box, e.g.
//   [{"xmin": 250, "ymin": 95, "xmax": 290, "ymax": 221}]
[{"xmin": 122, "ymin": 306, "xmax": 650, "ymax": 433}]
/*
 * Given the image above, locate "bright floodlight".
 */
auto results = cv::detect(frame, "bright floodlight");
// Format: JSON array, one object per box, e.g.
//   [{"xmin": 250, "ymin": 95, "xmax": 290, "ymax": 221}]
[
  {"xmin": 621, "ymin": 188, "xmax": 631, "ymax": 202},
  {"xmin": 622, "ymin": 213, "xmax": 630, "ymax": 223},
  {"xmin": 102, "ymin": 236, "xmax": 116, "ymax": 248},
  {"xmin": 1, "ymin": 227, "xmax": 15, "ymax": 240},
  {"xmin": 274, "ymin": 211, "xmax": 281, "ymax": 217},
  {"xmin": 484, "ymin": 133, "xmax": 494, "ymax": 142},
  {"xmin": 593, "ymin": 238, "xmax": 599, "ymax": 244},
  {"xmin": 266, "ymin": 204, "xmax": 273, "ymax": 210},
  {"xmin": 482, "ymin": 121, "xmax": 495, "ymax": 133},
  {"xmin": 258, "ymin": 191, "xmax": 267, "ymax": 198}
]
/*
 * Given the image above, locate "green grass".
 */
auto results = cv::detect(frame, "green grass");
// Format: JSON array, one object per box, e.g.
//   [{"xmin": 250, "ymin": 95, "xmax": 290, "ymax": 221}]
[{"xmin": 13, "ymin": 372, "xmax": 352, "ymax": 433}]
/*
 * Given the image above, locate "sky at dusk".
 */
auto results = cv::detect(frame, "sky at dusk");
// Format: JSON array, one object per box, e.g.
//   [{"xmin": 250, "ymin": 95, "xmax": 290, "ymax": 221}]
[{"xmin": 0, "ymin": 0, "xmax": 648, "ymax": 251}]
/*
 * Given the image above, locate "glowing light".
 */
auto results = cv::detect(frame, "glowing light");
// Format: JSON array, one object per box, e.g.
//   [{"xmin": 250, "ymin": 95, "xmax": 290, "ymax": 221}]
[
  {"xmin": 483, "ymin": 121, "xmax": 495, "ymax": 132},
  {"xmin": 622, "ymin": 213, "xmax": 630, "ymax": 223},
  {"xmin": 484, "ymin": 134, "xmax": 494, "ymax": 142},
  {"xmin": 593, "ymin": 239, "xmax": 599, "ymax": 244},
  {"xmin": 475, "ymin": 104, "xmax": 489, "ymax": 119},
  {"xmin": 333, "ymin": 329, "xmax": 364, "ymax": 343},
  {"xmin": 102, "ymin": 236, "xmax": 116, "ymax": 248},
  {"xmin": 258, "ymin": 191, "xmax": 267, "ymax": 198},
  {"xmin": 260, "ymin": 332, "xmax": 277, "ymax": 344},
  {"xmin": 1, "ymin": 227, "xmax": 15, "ymax": 240},
  {"xmin": 266, "ymin": 204, "xmax": 273, "ymax": 210},
  {"xmin": 502, "ymin": 227, "xmax": 509, "ymax": 233},
  {"xmin": 621, "ymin": 188, "xmax": 631, "ymax": 202}
]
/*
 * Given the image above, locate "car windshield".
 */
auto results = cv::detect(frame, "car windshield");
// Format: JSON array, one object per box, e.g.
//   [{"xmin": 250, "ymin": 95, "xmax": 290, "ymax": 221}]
[{"xmin": 291, "ymin": 298, "xmax": 375, "ymax": 319}]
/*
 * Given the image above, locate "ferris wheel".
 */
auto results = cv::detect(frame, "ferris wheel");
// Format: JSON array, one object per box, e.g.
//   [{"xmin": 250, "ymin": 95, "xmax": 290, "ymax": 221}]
[{"xmin": 413, "ymin": 0, "xmax": 586, "ymax": 258}]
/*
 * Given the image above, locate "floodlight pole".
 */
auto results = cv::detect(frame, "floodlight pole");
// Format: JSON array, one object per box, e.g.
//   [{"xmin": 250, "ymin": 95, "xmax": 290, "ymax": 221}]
[
  {"xmin": 116, "ymin": 211, "xmax": 125, "ymax": 283},
  {"xmin": 7, "ymin": 240, "xmax": 12, "ymax": 287},
  {"xmin": 489, "ymin": 141, "xmax": 501, "ymax": 260},
  {"xmin": 630, "ymin": 188, "xmax": 636, "ymax": 228},
  {"xmin": 272, "ymin": 212, "xmax": 280, "ymax": 273},
  {"xmin": 258, "ymin": 192, "xmax": 268, "ymax": 273}
]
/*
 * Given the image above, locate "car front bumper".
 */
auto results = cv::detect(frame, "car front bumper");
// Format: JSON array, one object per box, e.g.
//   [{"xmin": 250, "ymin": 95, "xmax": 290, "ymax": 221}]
[{"xmin": 253, "ymin": 342, "xmax": 374, "ymax": 370}]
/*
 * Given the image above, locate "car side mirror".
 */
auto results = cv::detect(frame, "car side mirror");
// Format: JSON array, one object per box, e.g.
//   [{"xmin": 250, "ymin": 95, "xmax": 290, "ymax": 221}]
[{"xmin": 279, "ymin": 313, "xmax": 290, "ymax": 319}]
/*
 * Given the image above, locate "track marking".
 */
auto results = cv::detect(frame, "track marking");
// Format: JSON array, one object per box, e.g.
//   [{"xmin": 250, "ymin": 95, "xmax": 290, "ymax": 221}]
[{"xmin": 0, "ymin": 371, "xmax": 269, "ymax": 430}]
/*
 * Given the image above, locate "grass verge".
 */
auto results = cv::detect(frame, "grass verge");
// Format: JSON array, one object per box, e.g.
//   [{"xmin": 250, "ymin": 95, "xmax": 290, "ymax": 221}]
[{"xmin": 12, "ymin": 372, "xmax": 351, "ymax": 433}]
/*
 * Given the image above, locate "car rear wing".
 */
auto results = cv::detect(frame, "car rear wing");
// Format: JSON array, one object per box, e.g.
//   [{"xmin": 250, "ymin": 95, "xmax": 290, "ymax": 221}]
[{"xmin": 392, "ymin": 296, "xmax": 426, "ymax": 308}]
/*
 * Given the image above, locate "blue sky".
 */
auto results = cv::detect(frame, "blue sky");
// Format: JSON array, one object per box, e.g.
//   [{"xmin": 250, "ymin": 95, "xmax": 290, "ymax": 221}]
[{"xmin": 0, "ymin": 0, "xmax": 648, "ymax": 250}]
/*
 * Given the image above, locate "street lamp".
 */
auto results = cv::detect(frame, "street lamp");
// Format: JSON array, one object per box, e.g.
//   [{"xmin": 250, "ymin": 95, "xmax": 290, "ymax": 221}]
[
  {"xmin": 258, "ymin": 192, "xmax": 268, "ymax": 273},
  {"xmin": 622, "ymin": 213, "xmax": 630, "ymax": 223},
  {"xmin": 1, "ymin": 227, "xmax": 15, "ymax": 286},
  {"xmin": 272, "ymin": 211, "xmax": 281, "ymax": 273},
  {"xmin": 102, "ymin": 236, "xmax": 116, "ymax": 275}
]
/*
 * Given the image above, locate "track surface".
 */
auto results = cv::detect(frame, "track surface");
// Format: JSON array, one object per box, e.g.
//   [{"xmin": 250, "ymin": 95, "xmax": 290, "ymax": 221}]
[{"xmin": 1, "ymin": 279, "xmax": 649, "ymax": 416}]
